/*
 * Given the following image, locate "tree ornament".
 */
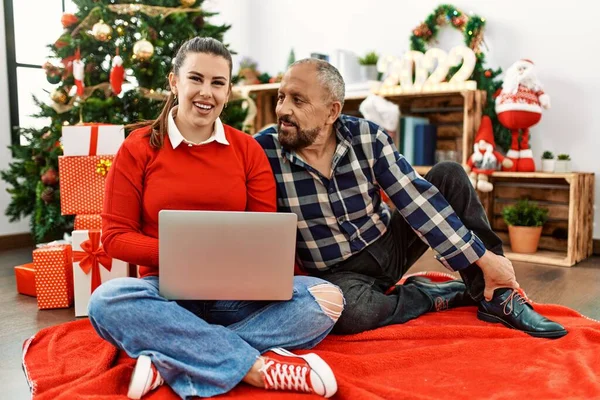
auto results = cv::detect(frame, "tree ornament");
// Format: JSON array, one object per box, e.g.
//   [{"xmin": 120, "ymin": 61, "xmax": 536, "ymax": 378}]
[
  {"xmin": 43, "ymin": 62, "xmax": 63, "ymax": 84},
  {"xmin": 41, "ymin": 187, "xmax": 55, "ymax": 204},
  {"xmin": 51, "ymin": 89, "xmax": 69, "ymax": 104},
  {"xmin": 73, "ymin": 48, "xmax": 85, "ymax": 97},
  {"xmin": 41, "ymin": 168, "xmax": 58, "ymax": 186},
  {"xmin": 180, "ymin": 0, "xmax": 196, "ymax": 7},
  {"xmin": 61, "ymin": 13, "xmax": 79, "ymax": 29},
  {"xmin": 484, "ymin": 69, "xmax": 492, "ymax": 78},
  {"xmin": 148, "ymin": 27, "xmax": 158, "ymax": 41},
  {"xmin": 92, "ymin": 20, "xmax": 112, "ymax": 41},
  {"xmin": 133, "ymin": 39, "xmax": 154, "ymax": 61},
  {"xmin": 110, "ymin": 52, "xmax": 125, "ymax": 95},
  {"xmin": 32, "ymin": 153, "xmax": 46, "ymax": 166},
  {"xmin": 193, "ymin": 15, "xmax": 204, "ymax": 29},
  {"xmin": 54, "ymin": 34, "xmax": 71, "ymax": 49}
]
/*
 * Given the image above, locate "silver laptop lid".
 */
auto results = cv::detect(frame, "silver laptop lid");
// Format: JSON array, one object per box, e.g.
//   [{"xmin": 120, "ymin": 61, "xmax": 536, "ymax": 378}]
[{"xmin": 158, "ymin": 210, "xmax": 297, "ymax": 301}]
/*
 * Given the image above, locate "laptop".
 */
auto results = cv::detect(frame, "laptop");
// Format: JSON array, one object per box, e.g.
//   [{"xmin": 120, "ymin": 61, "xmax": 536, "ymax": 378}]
[{"xmin": 158, "ymin": 210, "xmax": 297, "ymax": 301}]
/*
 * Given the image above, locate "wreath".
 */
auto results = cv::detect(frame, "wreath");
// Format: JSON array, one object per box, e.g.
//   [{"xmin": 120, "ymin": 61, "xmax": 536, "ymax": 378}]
[{"xmin": 410, "ymin": 4, "xmax": 510, "ymax": 151}]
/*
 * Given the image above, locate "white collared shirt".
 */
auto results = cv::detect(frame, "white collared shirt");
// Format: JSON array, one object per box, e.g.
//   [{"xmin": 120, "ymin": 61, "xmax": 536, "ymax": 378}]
[{"xmin": 167, "ymin": 106, "xmax": 230, "ymax": 148}]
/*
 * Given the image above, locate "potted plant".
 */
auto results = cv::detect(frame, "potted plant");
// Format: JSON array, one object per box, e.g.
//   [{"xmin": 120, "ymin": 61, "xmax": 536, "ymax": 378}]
[
  {"xmin": 541, "ymin": 151, "xmax": 555, "ymax": 172},
  {"xmin": 554, "ymin": 154, "xmax": 571, "ymax": 173},
  {"xmin": 502, "ymin": 199, "xmax": 549, "ymax": 254},
  {"xmin": 358, "ymin": 51, "xmax": 379, "ymax": 81}
]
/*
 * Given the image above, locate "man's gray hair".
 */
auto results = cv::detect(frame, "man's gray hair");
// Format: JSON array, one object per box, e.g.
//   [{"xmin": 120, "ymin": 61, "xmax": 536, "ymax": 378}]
[{"xmin": 290, "ymin": 58, "xmax": 345, "ymax": 108}]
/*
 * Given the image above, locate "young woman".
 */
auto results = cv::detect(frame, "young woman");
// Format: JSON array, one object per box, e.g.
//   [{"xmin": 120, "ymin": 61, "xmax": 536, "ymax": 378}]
[{"xmin": 88, "ymin": 37, "xmax": 344, "ymax": 399}]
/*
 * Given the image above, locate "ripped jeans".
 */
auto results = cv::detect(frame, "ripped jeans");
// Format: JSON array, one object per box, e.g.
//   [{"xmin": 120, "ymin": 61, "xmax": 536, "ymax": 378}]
[{"xmin": 88, "ymin": 275, "xmax": 341, "ymax": 399}]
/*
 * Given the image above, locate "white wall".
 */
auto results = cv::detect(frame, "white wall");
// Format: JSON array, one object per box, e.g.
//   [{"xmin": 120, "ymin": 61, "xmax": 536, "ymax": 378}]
[
  {"xmin": 214, "ymin": 0, "xmax": 600, "ymax": 239},
  {"xmin": 0, "ymin": 0, "xmax": 29, "ymax": 235}
]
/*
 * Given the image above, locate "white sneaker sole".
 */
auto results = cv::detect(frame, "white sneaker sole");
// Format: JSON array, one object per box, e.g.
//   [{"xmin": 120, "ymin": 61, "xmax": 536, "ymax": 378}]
[
  {"xmin": 127, "ymin": 355, "xmax": 153, "ymax": 399},
  {"xmin": 270, "ymin": 348, "xmax": 338, "ymax": 398}
]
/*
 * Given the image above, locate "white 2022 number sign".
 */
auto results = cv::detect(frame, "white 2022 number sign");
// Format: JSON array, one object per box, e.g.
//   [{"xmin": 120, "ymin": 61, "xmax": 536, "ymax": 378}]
[{"xmin": 378, "ymin": 45, "xmax": 477, "ymax": 94}]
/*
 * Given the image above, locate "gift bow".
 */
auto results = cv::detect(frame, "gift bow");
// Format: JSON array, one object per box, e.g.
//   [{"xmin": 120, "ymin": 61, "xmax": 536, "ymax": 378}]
[{"xmin": 73, "ymin": 230, "xmax": 112, "ymax": 293}]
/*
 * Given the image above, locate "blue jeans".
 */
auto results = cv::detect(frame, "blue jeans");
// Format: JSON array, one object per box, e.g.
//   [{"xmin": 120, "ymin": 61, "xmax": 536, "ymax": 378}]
[{"xmin": 88, "ymin": 275, "xmax": 338, "ymax": 398}]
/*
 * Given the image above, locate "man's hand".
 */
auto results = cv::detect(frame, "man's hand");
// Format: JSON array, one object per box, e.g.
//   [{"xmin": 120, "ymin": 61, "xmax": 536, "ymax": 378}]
[{"xmin": 475, "ymin": 250, "xmax": 519, "ymax": 301}]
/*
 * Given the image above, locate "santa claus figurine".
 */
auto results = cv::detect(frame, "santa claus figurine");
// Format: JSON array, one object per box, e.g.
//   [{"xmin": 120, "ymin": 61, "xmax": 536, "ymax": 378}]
[
  {"xmin": 495, "ymin": 59, "xmax": 550, "ymax": 172},
  {"xmin": 464, "ymin": 116, "xmax": 513, "ymax": 192}
]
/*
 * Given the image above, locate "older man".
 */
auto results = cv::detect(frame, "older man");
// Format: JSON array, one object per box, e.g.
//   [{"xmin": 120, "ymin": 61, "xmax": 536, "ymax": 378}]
[{"xmin": 254, "ymin": 58, "xmax": 566, "ymax": 338}]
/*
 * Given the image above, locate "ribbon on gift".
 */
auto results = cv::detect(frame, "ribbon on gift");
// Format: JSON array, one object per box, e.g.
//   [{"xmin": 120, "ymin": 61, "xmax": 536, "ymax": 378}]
[
  {"xmin": 80, "ymin": 123, "xmax": 112, "ymax": 156},
  {"xmin": 73, "ymin": 230, "xmax": 112, "ymax": 293},
  {"xmin": 89, "ymin": 125, "xmax": 99, "ymax": 155}
]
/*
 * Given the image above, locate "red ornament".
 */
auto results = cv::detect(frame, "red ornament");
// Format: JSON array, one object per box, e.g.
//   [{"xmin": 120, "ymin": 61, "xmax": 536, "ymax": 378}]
[
  {"xmin": 484, "ymin": 70, "xmax": 492, "ymax": 78},
  {"xmin": 55, "ymin": 39, "xmax": 69, "ymax": 49},
  {"xmin": 452, "ymin": 15, "xmax": 467, "ymax": 28},
  {"xmin": 41, "ymin": 168, "xmax": 58, "ymax": 186},
  {"xmin": 61, "ymin": 13, "xmax": 79, "ymax": 29},
  {"xmin": 110, "ymin": 53, "xmax": 125, "ymax": 95}
]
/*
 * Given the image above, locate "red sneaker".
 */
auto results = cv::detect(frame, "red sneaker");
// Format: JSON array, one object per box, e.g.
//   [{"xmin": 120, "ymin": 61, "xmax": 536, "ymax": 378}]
[
  {"xmin": 259, "ymin": 348, "xmax": 337, "ymax": 398},
  {"xmin": 127, "ymin": 355, "xmax": 164, "ymax": 399}
]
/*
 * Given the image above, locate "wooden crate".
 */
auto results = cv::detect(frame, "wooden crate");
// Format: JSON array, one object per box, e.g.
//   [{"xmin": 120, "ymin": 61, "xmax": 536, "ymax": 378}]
[
  {"xmin": 479, "ymin": 172, "xmax": 595, "ymax": 267},
  {"xmin": 238, "ymin": 83, "xmax": 485, "ymax": 167}
]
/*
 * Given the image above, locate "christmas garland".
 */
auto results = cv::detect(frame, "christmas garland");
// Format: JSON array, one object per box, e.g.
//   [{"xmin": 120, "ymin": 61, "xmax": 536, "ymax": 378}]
[
  {"xmin": 410, "ymin": 4, "xmax": 485, "ymax": 53},
  {"xmin": 409, "ymin": 4, "xmax": 511, "ymax": 151}
]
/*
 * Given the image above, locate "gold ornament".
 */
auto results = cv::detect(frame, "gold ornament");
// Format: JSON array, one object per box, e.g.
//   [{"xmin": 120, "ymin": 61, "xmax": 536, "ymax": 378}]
[
  {"xmin": 51, "ymin": 89, "xmax": 68, "ymax": 104},
  {"xmin": 92, "ymin": 20, "xmax": 112, "ymax": 41},
  {"xmin": 96, "ymin": 159, "xmax": 113, "ymax": 177},
  {"xmin": 133, "ymin": 39, "xmax": 154, "ymax": 61},
  {"xmin": 180, "ymin": 0, "xmax": 196, "ymax": 7}
]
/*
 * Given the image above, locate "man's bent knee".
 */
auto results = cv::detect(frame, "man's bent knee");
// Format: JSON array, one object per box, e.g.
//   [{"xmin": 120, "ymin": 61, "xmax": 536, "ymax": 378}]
[{"xmin": 332, "ymin": 303, "xmax": 382, "ymax": 334}]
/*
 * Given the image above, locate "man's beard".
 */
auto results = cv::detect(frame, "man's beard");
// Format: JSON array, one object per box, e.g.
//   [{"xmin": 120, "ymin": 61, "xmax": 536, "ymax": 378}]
[{"xmin": 277, "ymin": 116, "xmax": 320, "ymax": 151}]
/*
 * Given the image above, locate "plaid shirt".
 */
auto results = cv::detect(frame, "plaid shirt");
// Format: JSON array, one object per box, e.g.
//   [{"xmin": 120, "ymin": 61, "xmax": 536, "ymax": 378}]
[{"xmin": 254, "ymin": 115, "xmax": 486, "ymax": 272}]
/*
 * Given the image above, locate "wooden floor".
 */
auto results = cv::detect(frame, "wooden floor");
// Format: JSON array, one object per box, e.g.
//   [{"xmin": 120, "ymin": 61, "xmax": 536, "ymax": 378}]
[{"xmin": 1, "ymin": 246, "xmax": 599, "ymax": 399}]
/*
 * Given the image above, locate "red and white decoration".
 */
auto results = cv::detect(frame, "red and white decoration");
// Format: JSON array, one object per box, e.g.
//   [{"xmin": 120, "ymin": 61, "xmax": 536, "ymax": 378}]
[
  {"xmin": 72, "ymin": 49, "xmax": 85, "ymax": 97},
  {"xmin": 495, "ymin": 59, "xmax": 551, "ymax": 172},
  {"xmin": 465, "ymin": 116, "xmax": 513, "ymax": 192},
  {"xmin": 72, "ymin": 230, "xmax": 127, "ymax": 317},
  {"xmin": 110, "ymin": 52, "xmax": 125, "ymax": 95}
]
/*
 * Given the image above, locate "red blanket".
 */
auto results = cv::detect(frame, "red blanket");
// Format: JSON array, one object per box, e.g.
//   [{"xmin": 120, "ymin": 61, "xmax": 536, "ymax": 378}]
[{"xmin": 23, "ymin": 273, "xmax": 600, "ymax": 399}]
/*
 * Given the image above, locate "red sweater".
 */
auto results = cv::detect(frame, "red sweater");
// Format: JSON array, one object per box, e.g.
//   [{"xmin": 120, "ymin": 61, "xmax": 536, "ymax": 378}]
[{"xmin": 101, "ymin": 125, "xmax": 276, "ymax": 278}]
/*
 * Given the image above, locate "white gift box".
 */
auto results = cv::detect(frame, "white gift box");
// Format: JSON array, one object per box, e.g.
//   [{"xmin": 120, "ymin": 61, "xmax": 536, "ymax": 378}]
[
  {"xmin": 62, "ymin": 124, "xmax": 124, "ymax": 156},
  {"xmin": 72, "ymin": 229, "xmax": 128, "ymax": 317}
]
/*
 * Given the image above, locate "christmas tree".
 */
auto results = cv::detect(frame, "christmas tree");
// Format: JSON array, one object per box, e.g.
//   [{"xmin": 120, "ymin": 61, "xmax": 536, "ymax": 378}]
[{"xmin": 1, "ymin": 0, "xmax": 248, "ymax": 243}]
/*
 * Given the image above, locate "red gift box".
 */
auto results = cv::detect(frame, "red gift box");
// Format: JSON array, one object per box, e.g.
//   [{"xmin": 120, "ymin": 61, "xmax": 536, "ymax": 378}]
[
  {"xmin": 32, "ymin": 244, "xmax": 74, "ymax": 310},
  {"xmin": 74, "ymin": 214, "xmax": 102, "ymax": 230},
  {"xmin": 58, "ymin": 155, "xmax": 113, "ymax": 215},
  {"xmin": 15, "ymin": 263, "xmax": 36, "ymax": 297}
]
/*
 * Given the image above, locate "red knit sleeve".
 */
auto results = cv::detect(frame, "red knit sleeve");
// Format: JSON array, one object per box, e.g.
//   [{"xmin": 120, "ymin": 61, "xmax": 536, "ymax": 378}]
[
  {"xmin": 101, "ymin": 130, "xmax": 159, "ymax": 268},
  {"xmin": 244, "ymin": 134, "xmax": 276, "ymax": 212}
]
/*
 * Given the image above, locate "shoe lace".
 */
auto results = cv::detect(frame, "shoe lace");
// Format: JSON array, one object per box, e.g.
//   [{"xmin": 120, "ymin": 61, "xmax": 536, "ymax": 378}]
[
  {"xmin": 434, "ymin": 297, "xmax": 449, "ymax": 311},
  {"xmin": 260, "ymin": 360, "xmax": 311, "ymax": 393},
  {"xmin": 149, "ymin": 367, "xmax": 164, "ymax": 391},
  {"xmin": 500, "ymin": 290, "xmax": 528, "ymax": 315}
]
